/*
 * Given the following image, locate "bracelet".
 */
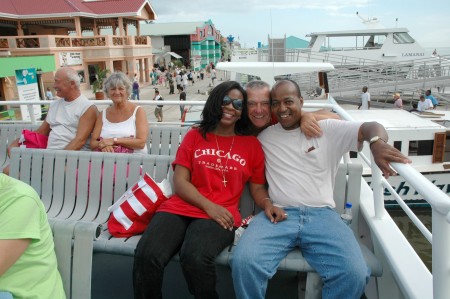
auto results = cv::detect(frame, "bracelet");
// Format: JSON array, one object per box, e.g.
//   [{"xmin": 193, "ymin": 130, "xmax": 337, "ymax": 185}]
[{"xmin": 264, "ymin": 197, "xmax": 273, "ymax": 204}]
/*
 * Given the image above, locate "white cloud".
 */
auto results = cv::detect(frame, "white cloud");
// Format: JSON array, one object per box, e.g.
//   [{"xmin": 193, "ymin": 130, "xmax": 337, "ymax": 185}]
[{"xmin": 151, "ymin": 0, "xmax": 371, "ymax": 20}]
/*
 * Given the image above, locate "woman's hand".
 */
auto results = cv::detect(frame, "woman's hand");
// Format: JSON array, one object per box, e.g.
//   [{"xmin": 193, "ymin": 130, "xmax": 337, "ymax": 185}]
[
  {"xmin": 101, "ymin": 145, "xmax": 115, "ymax": 153},
  {"xmin": 98, "ymin": 138, "xmax": 114, "ymax": 150},
  {"xmin": 205, "ymin": 203, "xmax": 234, "ymax": 231}
]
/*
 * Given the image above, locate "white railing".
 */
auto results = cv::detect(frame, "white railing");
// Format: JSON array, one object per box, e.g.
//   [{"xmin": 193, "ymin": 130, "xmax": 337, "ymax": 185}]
[
  {"xmin": 328, "ymin": 97, "xmax": 450, "ymax": 298},
  {"xmin": 0, "ymin": 100, "xmax": 207, "ymax": 125}
]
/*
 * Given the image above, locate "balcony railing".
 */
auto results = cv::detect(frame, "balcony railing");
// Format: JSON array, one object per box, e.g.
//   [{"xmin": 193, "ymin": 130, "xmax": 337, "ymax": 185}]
[{"xmin": 1, "ymin": 35, "xmax": 151, "ymax": 50}]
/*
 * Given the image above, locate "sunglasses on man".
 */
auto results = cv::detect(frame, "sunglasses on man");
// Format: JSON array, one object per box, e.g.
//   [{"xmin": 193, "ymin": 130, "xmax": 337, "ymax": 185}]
[{"xmin": 222, "ymin": 95, "xmax": 243, "ymax": 110}]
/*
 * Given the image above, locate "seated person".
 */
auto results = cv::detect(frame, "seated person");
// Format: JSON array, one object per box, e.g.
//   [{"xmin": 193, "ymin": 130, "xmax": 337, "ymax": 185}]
[
  {"xmin": 0, "ymin": 174, "xmax": 65, "ymax": 298},
  {"xmin": 90, "ymin": 72, "xmax": 148, "ymax": 154},
  {"xmin": 4, "ymin": 67, "xmax": 98, "ymax": 174},
  {"xmin": 133, "ymin": 81, "xmax": 267, "ymax": 298},
  {"xmin": 417, "ymin": 95, "xmax": 433, "ymax": 112},
  {"xmin": 245, "ymin": 80, "xmax": 340, "ymax": 137},
  {"xmin": 231, "ymin": 79, "xmax": 410, "ymax": 299}
]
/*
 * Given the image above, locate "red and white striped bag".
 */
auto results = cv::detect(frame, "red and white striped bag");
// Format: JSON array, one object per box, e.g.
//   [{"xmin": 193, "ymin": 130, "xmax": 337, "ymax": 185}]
[{"xmin": 107, "ymin": 173, "xmax": 172, "ymax": 237}]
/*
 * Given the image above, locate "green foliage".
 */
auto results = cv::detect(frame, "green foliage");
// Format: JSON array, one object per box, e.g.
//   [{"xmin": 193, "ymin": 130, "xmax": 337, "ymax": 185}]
[
  {"xmin": 92, "ymin": 65, "xmax": 110, "ymax": 93},
  {"xmin": 173, "ymin": 60, "xmax": 184, "ymax": 68}
]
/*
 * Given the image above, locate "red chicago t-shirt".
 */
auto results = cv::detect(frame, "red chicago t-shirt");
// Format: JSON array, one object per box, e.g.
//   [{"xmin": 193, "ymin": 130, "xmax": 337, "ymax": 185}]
[{"xmin": 157, "ymin": 128, "xmax": 266, "ymax": 226}]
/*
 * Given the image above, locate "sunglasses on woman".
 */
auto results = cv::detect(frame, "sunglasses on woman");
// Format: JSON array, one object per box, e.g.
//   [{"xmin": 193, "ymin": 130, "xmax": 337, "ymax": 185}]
[{"xmin": 222, "ymin": 95, "xmax": 243, "ymax": 110}]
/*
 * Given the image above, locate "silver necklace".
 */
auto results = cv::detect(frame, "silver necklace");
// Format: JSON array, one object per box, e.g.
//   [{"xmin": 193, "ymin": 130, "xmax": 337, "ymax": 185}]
[{"xmin": 214, "ymin": 134, "xmax": 235, "ymax": 187}]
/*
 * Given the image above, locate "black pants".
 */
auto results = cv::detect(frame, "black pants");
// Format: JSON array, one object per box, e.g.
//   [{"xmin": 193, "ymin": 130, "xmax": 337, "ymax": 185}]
[{"xmin": 133, "ymin": 212, "xmax": 234, "ymax": 299}]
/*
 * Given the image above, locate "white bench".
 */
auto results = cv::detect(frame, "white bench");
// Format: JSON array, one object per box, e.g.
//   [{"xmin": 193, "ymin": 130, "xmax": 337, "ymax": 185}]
[
  {"xmin": 49, "ymin": 219, "xmax": 101, "ymax": 299},
  {"xmin": 0, "ymin": 124, "xmax": 190, "ymax": 172},
  {"xmin": 10, "ymin": 148, "xmax": 381, "ymax": 298}
]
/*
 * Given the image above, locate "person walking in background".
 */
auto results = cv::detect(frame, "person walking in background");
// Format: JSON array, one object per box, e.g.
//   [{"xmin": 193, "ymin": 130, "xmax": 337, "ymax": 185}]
[
  {"xmin": 168, "ymin": 73, "xmax": 175, "ymax": 94},
  {"xmin": 211, "ymin": 68, "xmax": 217, "ymax": 86},
  {"xmin": 131, "ymin": 80, "xmax": 140, "ymax": 101},
  {"xmin": 150, "ymin": 69, "xmax": 157, "ymax": 86},
  {"xmin": 176, "ymin": 72, "xmax": 182, "ymax": 93},
  {"xmin": 417, "ymin": 95, "xmax": 433, "ymax": 112},
  {"xmin": 188, "ymin": 70, "xmax": 195, "ymax": 85},
  {"xmin": 179, "ymin": 86, "xmax": 186, "ymax": 120},
  {"xmin": 153, "ymin": 90, "xmax": 164, "ymax": 122},
  {"xmin": 425, "ymin": 89, "xmax": 438, "ymax": 108},
  {"xmin": 200, "ymin": 69, "xmax": 205, "ymax": 80},
  {"xmin": 358, "ymin": 86, "xmax": 370, "ymax": 110},
  {"xmin": 182, "ymin": 71, "xmax": 189, "ymax": 92},
  {"xmin": 45, "ymin": 87, "xmax": 54, "ymax": 100},
  {"xmin": 90, "ymin": 72, "xmax": 148, "ymax": 154},
  {"xmin": 393, "ymin": 93, "xmax": 403, "ymax": 109},
  {"xmin": 0, "ymin": 174, "xmax": 65, "ymax": 299}
]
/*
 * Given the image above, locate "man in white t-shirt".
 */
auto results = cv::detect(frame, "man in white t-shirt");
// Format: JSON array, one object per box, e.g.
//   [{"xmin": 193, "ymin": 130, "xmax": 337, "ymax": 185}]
[
  {"xmin": 231, "ymin": 79, "xmax": 410, "ymax": 299},
  {"xmin": 358, "ymin": 86, "xmax": 370, "ymax": 110},
  {"xmin": 417, "ymin": 95, "xmax": 433, "ymax": 112},
  {"xmin": 7, "ymin": 67, "xmax": 98, "ymax": 167}
]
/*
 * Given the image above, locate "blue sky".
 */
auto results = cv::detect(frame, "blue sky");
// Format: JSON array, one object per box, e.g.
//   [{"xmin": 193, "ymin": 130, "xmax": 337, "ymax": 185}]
[{"xmin": 149, "ymin": 0, "xmax": 450, "ymax": 49}]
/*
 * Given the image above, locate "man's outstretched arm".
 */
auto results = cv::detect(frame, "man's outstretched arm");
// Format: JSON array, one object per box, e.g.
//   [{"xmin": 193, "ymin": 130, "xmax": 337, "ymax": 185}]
[{"xmin": 359, "ymin": 122, "xmax": 411, "ymax": 178}]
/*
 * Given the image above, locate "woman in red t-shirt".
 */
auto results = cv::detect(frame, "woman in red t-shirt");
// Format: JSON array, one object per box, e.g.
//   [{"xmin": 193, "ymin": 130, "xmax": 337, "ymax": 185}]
[{"xmin": 134, "ymin": 81, "xmax": 268, "ymax": 298}]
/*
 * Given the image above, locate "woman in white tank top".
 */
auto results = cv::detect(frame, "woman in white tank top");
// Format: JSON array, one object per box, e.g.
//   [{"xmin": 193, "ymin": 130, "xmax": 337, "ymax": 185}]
[{"xmin": 90, "ymin": 72, "xmax": 149, "ymax": 154}]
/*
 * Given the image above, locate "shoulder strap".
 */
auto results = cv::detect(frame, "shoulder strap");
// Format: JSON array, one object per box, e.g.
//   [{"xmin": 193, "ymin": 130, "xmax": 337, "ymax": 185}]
[{"xmin": 132, "ymin": 106, "xmax": 140, "ymax": 117}]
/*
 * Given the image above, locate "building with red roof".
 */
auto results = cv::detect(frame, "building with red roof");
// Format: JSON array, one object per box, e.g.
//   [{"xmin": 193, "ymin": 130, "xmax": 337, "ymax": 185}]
[{"xmin": 0, "ymin": 0, "xmax": 156, "ymax": 101}]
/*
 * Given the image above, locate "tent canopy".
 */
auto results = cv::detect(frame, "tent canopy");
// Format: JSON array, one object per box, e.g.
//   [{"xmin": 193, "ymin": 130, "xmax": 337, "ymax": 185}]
[{"xmin": 164, "ymin": 52, "xmax": 182, "ymax": 59}]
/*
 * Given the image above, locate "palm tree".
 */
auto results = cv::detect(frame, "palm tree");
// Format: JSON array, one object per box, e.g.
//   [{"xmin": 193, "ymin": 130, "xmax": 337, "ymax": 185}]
[{"xmin": 92, "ymin": 65, "xmax": 110, "ymax": 100}]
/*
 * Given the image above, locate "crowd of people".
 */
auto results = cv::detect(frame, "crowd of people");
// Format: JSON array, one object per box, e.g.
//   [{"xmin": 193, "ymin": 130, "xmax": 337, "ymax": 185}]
[{"xmin": 1, "ymin": 66, "xmax": 412, "ymax": 298}]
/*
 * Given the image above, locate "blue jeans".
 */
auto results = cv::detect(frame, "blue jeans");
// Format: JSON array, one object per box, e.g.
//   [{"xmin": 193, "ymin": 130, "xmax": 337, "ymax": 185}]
[
  {"xmin": 180, "ymin": 105, "xmax": 185, "ymax": 118},
  {"xmin": 132, "ymin": 89, "xmax": 140, "ymax": 100},
  {"xmin": 133, "ymin": 212, "xmax": 234, "ymax": 299},
  {"xmin": 0, "ymin": 292, "xmax": 12, "ymax": 299},
  {"xmin": 230, "ymin": 207, "xmax": 370, "ymax": 299}
]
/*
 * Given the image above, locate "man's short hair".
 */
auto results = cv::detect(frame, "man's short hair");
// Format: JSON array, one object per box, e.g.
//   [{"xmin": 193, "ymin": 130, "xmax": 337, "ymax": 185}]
[
  {"xmin": 246, "ymin": 80, "xmax": 270, "ymax": 91},
  {"xmin": 272, "ymin": 79, "xmax": 302, "ymax": 98},
  {"xmin": 60, "ymin": 67, "xmax": 81, "ymax": 88}
]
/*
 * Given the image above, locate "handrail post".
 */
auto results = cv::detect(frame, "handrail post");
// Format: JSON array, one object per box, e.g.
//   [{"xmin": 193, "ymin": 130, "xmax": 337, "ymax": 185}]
[
  {"xmin": 27, "ymin": 104, "xmax": 37, "ymax": 125},
  {"xmin": 432, "ymin": 208, "xmax": 450, "ymax": 299},
  {"xmin": 370, "ymin": 153, "xmax": 385, "ymax": 219}
]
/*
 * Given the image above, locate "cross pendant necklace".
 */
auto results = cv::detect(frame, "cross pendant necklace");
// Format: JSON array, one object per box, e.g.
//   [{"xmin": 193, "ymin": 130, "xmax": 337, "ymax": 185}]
[
  {"xmin": 214, "ymin": 134, "xmax": 235, "ymax": 188},
  {"xmin": 222, "ymin": 176, "xmax": 228, "ymax": 187}
]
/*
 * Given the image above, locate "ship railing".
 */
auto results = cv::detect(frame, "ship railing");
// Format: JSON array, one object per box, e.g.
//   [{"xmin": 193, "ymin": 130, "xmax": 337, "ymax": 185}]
[
  {"xmin": 0, "ymin": 100, "xmax": 208, "ymax": 125},
  {"xmin": 329, "ymin": 98, "xmax": 449, "ymax": 299},
  {"xmin": 286, "ymin": 57, "xmax": 450, "ymax": 102}
]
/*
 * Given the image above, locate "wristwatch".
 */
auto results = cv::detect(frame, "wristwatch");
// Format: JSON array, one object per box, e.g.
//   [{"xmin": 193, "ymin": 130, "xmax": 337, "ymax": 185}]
[
  {"xmin": 369, "ymin": 136, "xmax": 385, "ymax": 147},
  {"xmin": 113, "ymin": 137, "xmax": 118, "ymax": 145}
]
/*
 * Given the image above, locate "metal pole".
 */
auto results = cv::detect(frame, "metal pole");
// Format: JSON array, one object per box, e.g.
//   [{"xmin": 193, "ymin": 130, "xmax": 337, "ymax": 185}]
[
  {"xmin": 371, "ymin": 153, "xmax": 385, "ymax": 219},
  {"xmin": 432, "ymin": 208, "xmax": 450, "ymax": 299},
  {"xmin": 26, "ymin": 104, "xmax": 37, "ymax": 125}
]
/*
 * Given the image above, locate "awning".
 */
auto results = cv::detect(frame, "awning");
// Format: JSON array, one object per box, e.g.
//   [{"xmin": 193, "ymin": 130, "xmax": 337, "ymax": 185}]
[
  {"xmin": 164, "ymin": 52, "xmax": 182, "ymax": 59},
  {"xmin": 0, "ymin": 55, "xmax": 56, "ymax": 77}
]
